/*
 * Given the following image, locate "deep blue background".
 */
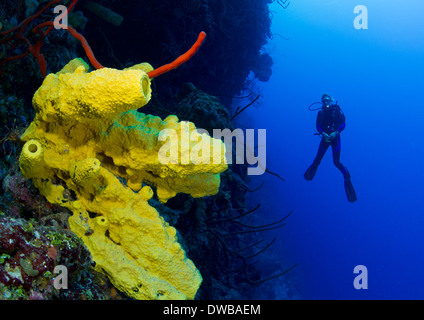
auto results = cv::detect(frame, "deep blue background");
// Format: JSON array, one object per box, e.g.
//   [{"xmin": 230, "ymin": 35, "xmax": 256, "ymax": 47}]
[{"xmin": 242, "ymin": 0, "xmax": 424, "ymax": 299}]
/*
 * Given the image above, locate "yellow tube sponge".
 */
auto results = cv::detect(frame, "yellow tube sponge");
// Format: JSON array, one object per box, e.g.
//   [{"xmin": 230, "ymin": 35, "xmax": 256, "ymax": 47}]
[
  {"xmin": 19, "ymin": 139, "xmax": 45, "ymax": 178},
  {"xmin": 19, "ymin": 58, "xmax": 228, "ymax": 299},
  {"xmin": 32, "ymin": 62, "xmax": 151, "ymax": 123}
]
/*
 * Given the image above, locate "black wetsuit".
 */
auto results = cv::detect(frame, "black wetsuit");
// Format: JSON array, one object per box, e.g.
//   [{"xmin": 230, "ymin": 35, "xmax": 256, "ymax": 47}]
[
  {"xmin": 304, "ymin": 103, "xmax": 357, "ymax": 202},
  {"xmin": 313, "ymin": 104, "xmax": 347, "ymax": 176}
]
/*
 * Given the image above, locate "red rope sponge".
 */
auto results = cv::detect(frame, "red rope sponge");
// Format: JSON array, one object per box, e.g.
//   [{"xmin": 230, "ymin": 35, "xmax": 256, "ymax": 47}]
[
  {"xmin": 66, "ymin": 25, "xmax": 105, "ymax": 70},
  {"xmin": 147, "ymin": 31, "xmax": 206, "ymax": 79},
  {"xmin": 0, "ymin": 0, "xmax": 205, "ymax": 80}
]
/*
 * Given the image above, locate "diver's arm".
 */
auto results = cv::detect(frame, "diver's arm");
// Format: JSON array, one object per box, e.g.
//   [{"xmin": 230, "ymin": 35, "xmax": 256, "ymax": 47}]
[
  {"xmin": 316, "ymin": 111, "xmax": 324, "ymax": 133},
  {"xmin": 331, "ymin": 105, "xmax": 345, "ymax": 134},
  {"xmin": 329, "ymin": 122, "xmax": 344, "ymax": 139},
  {"xmin": 336, "ymin": 108, "xmax": 346, "ymax": 133}
]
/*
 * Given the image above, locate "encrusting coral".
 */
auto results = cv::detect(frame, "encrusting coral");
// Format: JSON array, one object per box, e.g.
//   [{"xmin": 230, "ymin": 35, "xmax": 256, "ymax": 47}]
[{"xmin": 18, "ymin": 58, "xmax": 228, "ymax": 299}]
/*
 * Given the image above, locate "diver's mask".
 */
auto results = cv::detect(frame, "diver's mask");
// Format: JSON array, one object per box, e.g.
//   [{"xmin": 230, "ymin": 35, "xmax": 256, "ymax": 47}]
[
  {"xmin": 321, "ymin": 95, "xmax": 334, "ymax": 109},
  {"xmin": 322, "ymin": 98, "xmax": 332, "ymax": 109},
  {"xmin": 308, "ymin": 94, "xmax": 335, "ymax": 111}
]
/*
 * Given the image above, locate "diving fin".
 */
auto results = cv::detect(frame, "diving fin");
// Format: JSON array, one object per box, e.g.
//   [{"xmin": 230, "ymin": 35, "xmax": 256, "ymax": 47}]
[
  {"xmin": 304, "ymin": 163, "xmax": 318, "ymax": 181},
  {"xmin": 344, "ymin": 176, "xmax": 357, "ymax": 203}
]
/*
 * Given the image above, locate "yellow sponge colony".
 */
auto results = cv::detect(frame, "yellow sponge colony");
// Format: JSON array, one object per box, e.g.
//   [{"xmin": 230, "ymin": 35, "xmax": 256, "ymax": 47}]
[
  {"xmin": 19, "ymin": 59, "xmax": 228, "ymax": 299},
  {"xmin": 32, "ymin": 58, "xmax": 151, "ymax": 122}
]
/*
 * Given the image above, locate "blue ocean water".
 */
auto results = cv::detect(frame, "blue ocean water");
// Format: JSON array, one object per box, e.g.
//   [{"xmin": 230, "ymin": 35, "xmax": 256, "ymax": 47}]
[{"xmin": 245, "ymin": 0, "xmax": 424, "ymax": 299}]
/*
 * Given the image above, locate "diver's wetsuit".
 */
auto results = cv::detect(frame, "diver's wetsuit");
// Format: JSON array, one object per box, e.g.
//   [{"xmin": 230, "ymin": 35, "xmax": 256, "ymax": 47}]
[
  {"xmin": 304, "ymin": 103, "xmax": 357, "ymax": 202},
  {"xmin": 313, "ymin": 104, "xmax": 347, "ymax": 176}
]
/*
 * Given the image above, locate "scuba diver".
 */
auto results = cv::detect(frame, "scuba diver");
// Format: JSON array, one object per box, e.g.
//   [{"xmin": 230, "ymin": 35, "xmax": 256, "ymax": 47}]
[{"xmin": 304, "ymin": 93, "xmax": 357, "ymax": 203}]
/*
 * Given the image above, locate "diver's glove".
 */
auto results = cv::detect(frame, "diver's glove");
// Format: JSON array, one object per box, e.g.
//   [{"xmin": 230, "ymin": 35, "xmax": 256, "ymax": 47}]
[
  {"xmin": 329, "ymin": 131, "xmax": 338, "ymax": 140},
  {"xmin": 321, "ymin": 132, "xmax": 331, "ymax": 142}
]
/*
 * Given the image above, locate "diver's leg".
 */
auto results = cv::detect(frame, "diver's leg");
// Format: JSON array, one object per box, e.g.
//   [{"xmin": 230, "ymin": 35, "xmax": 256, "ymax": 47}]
[
  {"xmin": 304, "ymin": 139, "xmax": 330, "ymax": 180},
  {"xmin": 331, "ymin": 135, "xmax": 357, "ymax": 202},
  {"xmin": 331, "ymin": 134, "xmax": 348, "ymax": 176}
]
